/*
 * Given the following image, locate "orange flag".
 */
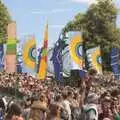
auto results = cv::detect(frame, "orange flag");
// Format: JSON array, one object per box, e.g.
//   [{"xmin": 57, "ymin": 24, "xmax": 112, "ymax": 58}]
[{"xmin": 37, "ymin": 22, "xmax": 48, "ymax": 80}]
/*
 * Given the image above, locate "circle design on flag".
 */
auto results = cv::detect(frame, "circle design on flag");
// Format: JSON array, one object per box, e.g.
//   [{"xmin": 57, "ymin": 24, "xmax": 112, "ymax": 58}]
[
  {"xmin": 75, "ymin": 44, "xmax": 83, "ymax": 59},
  {"xmin": 29, "ymin": 46, "xmax": 36, "ymax": 62},
  {"xmin": 69, "ymin": 34, "xmax": 83, "ymax": 65},
  {"xmin": 23, "ymin": 38, "xmax": 36, "ymax": 69},
  {"xmin": 97, "ymin": 56, "xmax": 102, "ymax": 64}
]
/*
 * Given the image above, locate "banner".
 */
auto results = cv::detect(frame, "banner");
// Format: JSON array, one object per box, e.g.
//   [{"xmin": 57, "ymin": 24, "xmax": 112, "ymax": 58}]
[
  {"xmin": 86, "ymin": 46, "xmax": 102, "ymax": 74},
  {"xmin": 50, "ymin": 41, "xmax": 63, "ymax": 80},
  {"xmin": 16, "ymin": 44, "xmax": 23, "ymax": 73},
  {"xmin": 37, "ymin": 23, "xmax": 48, "ymax": 80},
  {"xmin": 110, "ymin": 48, "xmax": 120, "ymax": 79},
  {"xmin": 68, "ymin": 32, "xmax": 84, "ymax": 70},
  {"xmin": 0, "ymin": 44, "xmax": 4, "ymax": 71},
  {"xmin": 6, "ymin": 22, "xmax": 17, "ymax": 73},
  {"xmin": 22, "ymin": 36, "xmax": 36, "ymax": 74}
]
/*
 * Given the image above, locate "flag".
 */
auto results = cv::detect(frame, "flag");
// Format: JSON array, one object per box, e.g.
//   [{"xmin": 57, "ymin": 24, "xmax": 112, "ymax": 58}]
[
  {"xmin": 22, "ymin": 36, "xmax": 36, "ymax": 74},
  {"xmin": 6, "ymin": 22, "xmax": 17, "ymax": 73},
  {"xmin": 36, "ymin": 47, "xmax": 43, "ymax": 73},
  {"xmin": 0, "ymin": 44, "xmax": 4, "ymax": 71},
  {"xmin": 68, "ymin": 32, "xmax": 84, "ymax": 70},
  {"xmin": 37, "ymin": 23, "xmax": 48, "ymax": 80},
  {"xmin": 16, "ymin": 44, "xmax": 23, "ymax": 73},
  {"xmin": 50, "ymin": 41, "xmax": 63, "ymax": 80},
  {"xmin": 86, "ymin": 46, "xmax": 102, "ymax": 74},
  {"xmin": 50, "ymin": 33, "xmax": 68, "ymax": 80},
  {"xmin": 110, "ymin": 48, "xmax": 120, "ymax": 79}
]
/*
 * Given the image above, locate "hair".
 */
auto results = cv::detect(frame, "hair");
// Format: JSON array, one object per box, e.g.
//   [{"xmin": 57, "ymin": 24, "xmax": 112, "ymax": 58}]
[
  {"xmin": 55, "ymin": 95, "xmax": 62, "ymax": 102},
  {"xmin": 49, "ymin": 104, "xmax": 59, "ymax": 117},
  {"xmin": 67, "ymin": 91, "xmax": 73, "ymax": 97},
  {"xmin": 62, "ymin": 93, "xmax": 67, "ymax": 100},
  {"xmin": 89, "ymin": 68, "xmax": 97, "ymax": 76},
  {"xmin": 5, "ymin": 103, "xmax": 22, "ymax": 120}
]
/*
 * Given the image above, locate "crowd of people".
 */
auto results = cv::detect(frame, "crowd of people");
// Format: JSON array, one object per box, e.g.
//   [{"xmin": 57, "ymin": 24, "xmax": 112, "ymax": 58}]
[{"xmin": 0, "ymin": 69, "xmax": 120, "ymax": 120}]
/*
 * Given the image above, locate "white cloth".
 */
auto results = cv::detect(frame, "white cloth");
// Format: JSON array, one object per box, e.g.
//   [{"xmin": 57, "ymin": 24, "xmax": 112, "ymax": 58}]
[{"xmin": 62, "ymin": 100, "xmax": 71, "ymax": 118}]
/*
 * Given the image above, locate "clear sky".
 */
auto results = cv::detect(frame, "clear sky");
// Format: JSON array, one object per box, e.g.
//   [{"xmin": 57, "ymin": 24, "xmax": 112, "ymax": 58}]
[{"xmin": 3, "ymin": 0, "xmax": 120, "ymax": 47}]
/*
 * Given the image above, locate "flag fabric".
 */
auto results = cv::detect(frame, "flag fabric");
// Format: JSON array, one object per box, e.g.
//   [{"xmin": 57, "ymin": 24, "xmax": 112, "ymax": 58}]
[
  {"xmin": 0, "ymin": 44, "xmax": 4, "ymax": 71},
  {"xmin": 37, "ymin": 23, "xmax": 48, "ymax": 80},
  {"xmin": 110, "ymin": 48, "xmax": 120, "ymax": 79},
  {"xmin": 16, "ymin": 44, "xmax": 23, "ymax": 73},
  {"xmin": 36, "ymin": 47, "xmax": 43, "ymax": 73},
  {"xmin": 50, "ymin": 41, "xmax": 63, "ymax": 80},
  {"xmin": 86, "ymin": 46, "xmax": 102, "ymax": 74},
  {"xmin": 6, "ymin": 22, "xmax": 17, "ymax": 73},
  {"xmin": 50, "ymin": 32, "xmax": 68, "ymax": 80},
  {"xmin": 68, "ymin": 32, "xmax": 84, "ymax": 70},
  {"xmin": 22, "ymin": 36, "xmax": 36, "ymax": 74}
]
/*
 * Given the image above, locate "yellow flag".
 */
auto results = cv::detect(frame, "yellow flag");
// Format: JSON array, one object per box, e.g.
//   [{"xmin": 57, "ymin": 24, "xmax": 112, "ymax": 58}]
[{"xmin": 37, "ymin": 22, "xmax": 48, "ymax": 80}]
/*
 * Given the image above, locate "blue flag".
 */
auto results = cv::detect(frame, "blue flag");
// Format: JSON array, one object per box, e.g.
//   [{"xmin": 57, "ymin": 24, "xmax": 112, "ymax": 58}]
[
  {"xmin": 51, "ymin": 35, "xmax": 68, "ymax": 80},
  {"xmin": 50, "ymin": 41, "xmax": 63, "ymax": 80},
  {"xmin": 0, "ymin": 44, "xmax": 4, "ymax": 71},
  {"xmin": 111, "ymin": 48, "xmax": 120, "ymax": 79}
]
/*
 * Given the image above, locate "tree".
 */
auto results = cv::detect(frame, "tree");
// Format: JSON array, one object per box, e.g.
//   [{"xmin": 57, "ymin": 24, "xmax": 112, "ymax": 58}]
[
  {"xmin": 63, "ymin": 0, "xmax": 120, "ymax": 70},
  {"xmin": 63, "ymin": 13, "xmax": 84, "ymax": 33},
  {"xmin": 0, "ymin": 0, "xmax": 11, "ymax": 43}
]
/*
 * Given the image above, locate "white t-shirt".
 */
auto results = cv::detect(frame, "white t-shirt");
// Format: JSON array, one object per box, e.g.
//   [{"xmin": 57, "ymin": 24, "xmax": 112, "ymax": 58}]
[{"xmin": 62, "ymin": 99, "xmax": 71, "ymax": 115}]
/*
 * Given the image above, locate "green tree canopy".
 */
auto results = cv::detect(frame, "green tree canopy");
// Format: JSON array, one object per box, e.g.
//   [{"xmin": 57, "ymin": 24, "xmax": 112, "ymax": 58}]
[
  {"xmin": 63, "ymin": 0, "xmax": 120, "ymax": 70},
  {"xmin": 0, "ymin": 0, "xmax": 11, "ymax": 43}
]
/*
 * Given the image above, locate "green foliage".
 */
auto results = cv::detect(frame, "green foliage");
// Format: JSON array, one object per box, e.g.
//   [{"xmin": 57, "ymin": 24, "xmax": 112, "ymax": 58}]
[
  {"xmin": 63, "ymin": 0, "xmax": 120, "ymax": 70},
  {"xmin": 63, "ymin": 13, "xmax": 84, "ymax": 32},
  {"xmin": 0, "ymin": 0, "xmax": 11, "ymax": 43}
]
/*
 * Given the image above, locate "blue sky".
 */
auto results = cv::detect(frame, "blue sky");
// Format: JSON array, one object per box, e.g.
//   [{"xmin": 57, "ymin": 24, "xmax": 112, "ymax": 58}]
[{"xmin": 3, "ymin": 0, "xmax": 120, "ymax": 47}]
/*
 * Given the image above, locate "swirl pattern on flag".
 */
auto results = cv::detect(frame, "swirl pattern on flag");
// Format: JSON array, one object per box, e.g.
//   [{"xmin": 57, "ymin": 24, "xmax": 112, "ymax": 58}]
[
  {"xmin": 69, "ymin": 32, "xmax": 84, "ymax": 69},
  {"xmin": 86, "ymin": 46, "xmax": 102, "ymax": 74},
  {"xmin": 23, "ymin": 38, "xmax": 36, "ymax": 70}
]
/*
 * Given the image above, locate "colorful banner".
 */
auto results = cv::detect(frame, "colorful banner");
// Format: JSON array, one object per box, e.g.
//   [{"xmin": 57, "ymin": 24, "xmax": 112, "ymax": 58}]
[
  {"xmin": 86, "ymin": 46, "xmax": 102, "ymax": 74},
  {"xmin": 6, "ymin": 22, "xmax": 17, "ymax": 73},
  {"xmin": 50, "ymin": 41, "xmax": 63, "ymax": 80},
  {"xmin": 68, "ymin": 32, "xmax": 84, "ymax": 70},
  {"xmin": 0, "ymin": 44, "xmax": 4, "ymax": 71},
  {"xmin": 22, "ymin": 36, "xmax": 36, "ymax": 73},
  {"xmin": 110, "ymin": 48, "xmax": 120, "ymax": 79},
  {"xmin": 37, "ymin": 23, "xmax": 48, "ymax": 80}
]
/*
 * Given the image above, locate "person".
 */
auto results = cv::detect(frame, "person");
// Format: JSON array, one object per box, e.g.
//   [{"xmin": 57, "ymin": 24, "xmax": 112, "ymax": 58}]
[
  {"xmin": 61, "ymin": 92, "xmax": 71, "ymax": 120},
  {"xmin": 99, "ymin": 96, "xmax": 113, "ymax": 120},
  {"xmin": 71, "ymin": 92, "xmax": 81, "ymax": 120},
  {"xmin": 111, "ymin": 98, "xmax": 120, "ymax": 120},
  {"xmin": 81, "ymin": 93, "xmax": 99, "ymax": 120},
  {"xmin": 5, "ymin": 103, "xmax": 24, "ymax": 120},
  {"xmin": 84, "ymin": 68, "xmax": 97, "ymax": 103},
  {"xmin": 29, "ymin": 94, "xmax": 48, "ymax": 120},
  {"xmin": 47, "ymin": 103, "xmax": 60, "ymax": 120}
]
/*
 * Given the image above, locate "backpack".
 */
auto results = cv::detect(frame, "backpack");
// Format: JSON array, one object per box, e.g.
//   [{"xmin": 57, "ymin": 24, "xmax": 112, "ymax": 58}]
[{"xmin": 81, "ymin": 106, "xmax": 97, "ymax": 120}]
